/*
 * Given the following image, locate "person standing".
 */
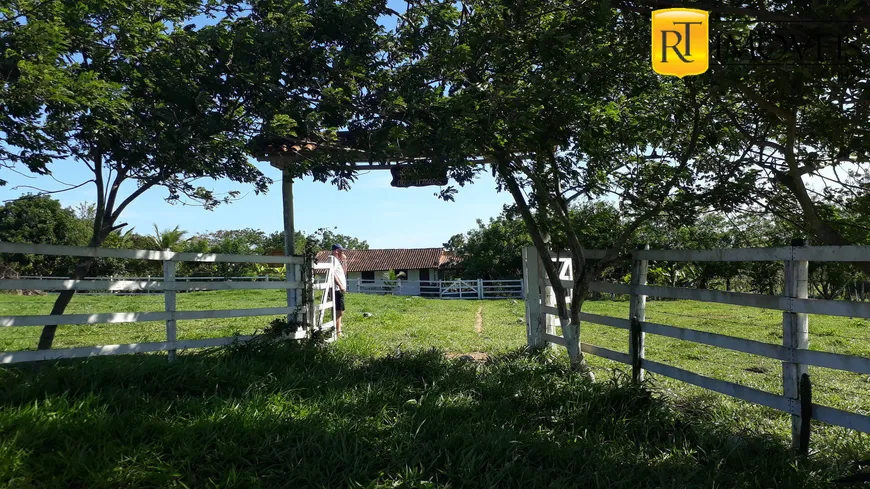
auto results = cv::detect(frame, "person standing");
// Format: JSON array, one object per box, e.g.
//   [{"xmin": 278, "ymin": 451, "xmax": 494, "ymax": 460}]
[{"xmin": 330, "ymin": 244, "xmax": 347, "ymax": 337}]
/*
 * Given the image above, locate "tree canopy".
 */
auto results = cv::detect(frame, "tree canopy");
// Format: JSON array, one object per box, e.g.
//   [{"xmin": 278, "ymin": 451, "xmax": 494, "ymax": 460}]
[{"xmin": 4, "ymin": 0, "xmax": 870, "ymax": 360}]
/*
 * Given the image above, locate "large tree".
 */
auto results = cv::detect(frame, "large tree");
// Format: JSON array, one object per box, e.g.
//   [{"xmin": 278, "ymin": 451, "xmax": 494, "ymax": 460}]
[
  {"xmin": 379, "ymin": 0, "xmax": 757, "ymax": 371},
  {"xmin": 691, "ymin": 1, "xmax": 870, "ymax": 249},
  {"xmin": 1, "ymin": 0, "xmax": 387, "ymax": 349},
  {"xmin": 446, "ymin": 202, "xmax": 623, "ymax": 280},
  {"xmin": 0, "ymin": 195, "xmax": 88, "ymax": 276}
]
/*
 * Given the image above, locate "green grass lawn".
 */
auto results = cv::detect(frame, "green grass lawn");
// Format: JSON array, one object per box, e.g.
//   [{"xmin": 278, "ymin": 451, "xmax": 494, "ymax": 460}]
[{"xmin": 1, "ymin": 292, "xmax": 869, "ymax": 487}]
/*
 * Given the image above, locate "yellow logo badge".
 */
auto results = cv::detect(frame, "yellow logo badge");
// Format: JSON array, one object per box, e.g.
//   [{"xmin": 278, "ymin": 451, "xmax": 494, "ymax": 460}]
[{"xmin": 651, "ymin": 9, "xmax": 709, "ymax": 77}]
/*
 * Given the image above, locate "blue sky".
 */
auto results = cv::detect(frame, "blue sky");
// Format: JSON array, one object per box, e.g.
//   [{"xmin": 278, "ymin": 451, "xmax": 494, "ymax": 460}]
[
  {"xmin": 2, "ymin": 0, "xmax": 515, "ymax": 249},
  {"xmin": 3, "ymin": 161, "xmax": 513, "ymax": 249}
]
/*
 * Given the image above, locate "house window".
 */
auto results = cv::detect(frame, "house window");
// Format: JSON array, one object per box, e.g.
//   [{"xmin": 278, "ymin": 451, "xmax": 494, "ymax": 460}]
[{"xmin": 361, "ymin": 271, "xmax": 375, "ymax": 283}]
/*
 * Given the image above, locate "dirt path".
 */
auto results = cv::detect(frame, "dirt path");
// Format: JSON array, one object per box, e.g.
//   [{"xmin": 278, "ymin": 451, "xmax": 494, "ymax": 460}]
[{"xmin": 475, "ymin": 305, "xmax": 483, "ymax": 334}]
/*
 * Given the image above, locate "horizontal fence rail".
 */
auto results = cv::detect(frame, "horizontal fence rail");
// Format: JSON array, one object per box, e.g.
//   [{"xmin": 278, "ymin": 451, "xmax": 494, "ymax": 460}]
[
  {"xmin": 0, "ymin": 241, "xmax": 321, "ymax": 364},
  {"xmin": 0, "ymin": 279, "xmax": 302, "ymax": 292},
  {"xmin": 344, "ymin": 278, "xmax": 524, "ymax": 299},
  {"xmin": 523, "ymin": 243, "xmax": 870, "ymax": 452},
  {"xmin": 0, "ymin": 242, "xmax": 304, "ymax": 264},
  {"xmin": 0, "ymin": 306, "xmax": 304, "ymax": 327},
  {"xmin": 578, "ymin": 281, "xmax": 870, "ymax": 320},
  {"xmin": 635, "ymin": 245, "xmax": 870, "ymax": 263}
]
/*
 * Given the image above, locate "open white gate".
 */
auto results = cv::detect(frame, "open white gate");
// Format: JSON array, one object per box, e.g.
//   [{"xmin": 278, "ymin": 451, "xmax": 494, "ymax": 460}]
[
  {"xmin": 310, "ymin": 258, "xmax": 338, "ymax": 341},
  {"xmin": 439, "ymin": 279, "xmax": 479, "ymax": 299}
]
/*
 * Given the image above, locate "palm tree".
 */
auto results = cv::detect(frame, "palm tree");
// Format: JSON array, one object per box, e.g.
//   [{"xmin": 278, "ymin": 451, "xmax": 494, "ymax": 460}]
[{"xmin": 150, "ymin": 224, "xmax": 188, "ymax": 251}]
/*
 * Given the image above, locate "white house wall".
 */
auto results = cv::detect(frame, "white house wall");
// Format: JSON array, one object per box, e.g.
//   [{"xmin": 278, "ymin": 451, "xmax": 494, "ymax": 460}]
[{"xmin": 342, "ymin": 268, "xmax": 451, "ymax": 296}]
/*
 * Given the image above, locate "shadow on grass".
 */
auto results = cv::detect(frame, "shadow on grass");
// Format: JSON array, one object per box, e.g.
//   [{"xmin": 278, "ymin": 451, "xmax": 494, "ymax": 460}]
[{"xmin": 0, "ymin": 340, "xmax": 845, "ymax": 488}]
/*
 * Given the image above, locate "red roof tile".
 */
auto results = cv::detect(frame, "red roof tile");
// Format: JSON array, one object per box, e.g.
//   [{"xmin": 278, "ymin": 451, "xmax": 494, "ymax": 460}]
[{"xmin": 315, "ymin": 248, "xmax": 458, "ymax": 272}]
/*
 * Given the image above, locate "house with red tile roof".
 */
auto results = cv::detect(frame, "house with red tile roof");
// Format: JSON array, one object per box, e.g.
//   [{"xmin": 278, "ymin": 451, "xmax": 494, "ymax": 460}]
[{"xmin": 314, "ymin": 248, "xmax": 460, "ymax": 295}]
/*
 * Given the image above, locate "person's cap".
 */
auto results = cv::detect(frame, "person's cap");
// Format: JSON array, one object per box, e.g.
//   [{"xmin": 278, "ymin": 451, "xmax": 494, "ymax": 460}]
[{"xmin": 331, "ymin": 244, "xmax": 345, "ymax": 251}]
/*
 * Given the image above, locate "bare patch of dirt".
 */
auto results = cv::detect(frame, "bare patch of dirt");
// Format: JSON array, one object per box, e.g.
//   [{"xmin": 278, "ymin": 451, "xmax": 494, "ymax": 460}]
[
  {"xmin": 475, "ymin": 305, "xmax": 483, "ymax": 334},
  {"xmin": 445, "ymin": 352, "xmax": 490, "ymax": 363}
]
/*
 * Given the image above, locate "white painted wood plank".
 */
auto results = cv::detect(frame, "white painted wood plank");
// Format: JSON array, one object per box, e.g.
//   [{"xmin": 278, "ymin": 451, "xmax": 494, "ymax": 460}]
[
  {"xmin": 538, "ymin": 318, "xmax": 870, "ymax": 375},
  {"xmin": 638, "ymin": 284, "xmax": 870, "ymax": 318},
  {"xmin": 319, "ymin": 302, "xmax": 334, "ymax": 312},
  {"xmin": 789, "ymin": 297, "xmax": 870, "ymax": 319},
  {"xmin": 174, "ymin": 307, "xmax": 295, "ymax": 321},
  {"xmin": 524, "ymin": 246, "xmax": 545, "ymax": 350},
  {"xmin": 643, "ymin": 320, "xmax": 870, "ymax": 375},
  {"xmin": 583, "ymin": 312, "xmax": 631, "ymax": 330},
  {"xmin": 795, "ymin": 349, "xmax": 870, "ymax": 375},
  {"xmin": 643, "ymin": 359, "xmax": 797, "ymax": 414},
  {"xmin": 163, "ymin": 260, "xmax": 177, "ymax": 361},
  {"xmin": 589, "ymin": 281, "xmax": 632, "ymax": 295},
  {"xmin": 540, "ymin": 306, "xmax": 630, "ymax": 330},
  {"xmin": 320, "ymin": 321, "xmax": 335, "ymax": 331},
  {"xmin": 581, "ymin": 343, "xmax": 631, "ymax": 364},
  {"xmin": 637, "ymin": 285, "xmax": 783, "ymax": 309},
  {"xmin": 635, "ymin": 247, "xmax": 791, "ymax": 262},
  {"xmin": 813, "ymin": 404, "xmax": 870, "ymax": 434},
  {"xmin": 0, "ymin": 312, "xmax": 169, "ymax": 327},
  {"xmin": 541, "ymin": 278, "xmax": 632, "ymax": 294},
  {"xmin": 632, "ymin": 245, "xmax": 870, "ymax": 263},
  {"xmin": 0, "ymin": 242, "xmax": 304, "ymax": 264},
  {"xmin": 0, "ymin": 279, "xmax": 302, "ymax": 292},
  {"xmin": 0, "ymin": 336, "xmax": 255, "ymax": 364},
  {"xmin": 1, "ymin": 307, "xmax": 296, "ymax": 327},
  {"xmin": 543, "ymin": 332, "xmax": 567, "ymax": 346},
  {"xmin": 0, "ymin": 279, "xmax": 162, "ymax": 291},
  {"xmin": 176, "ymin": 281, "xmax": 303, "ymax": 291},
  {"xmin": 550, "ymin": 280, "xmax": 632, "ymax": 295},
  {"xmin": 792, "ymin": 246, "xmax": 870, "ymax": 263},
  {"xmin": 549, "ymin": 250, "xmax": 608, "ymax": 260},
  {"xmin": 290, "ymin": 329, "xmax": 308, "ymax": 339},
  {"xmin": 642, "ymin": 321, "xmax": 789, "ymax": 360},
  {"xmin": 547, "ymin": 278, "xmax": 870, "ymax": 318},
  {"xmin": 546, "ymin": 280, "xmax": 870, "ymax": 319},
  {"xmin": 782, "ymin": 254, "xmax": 809, "ymax": 448}
]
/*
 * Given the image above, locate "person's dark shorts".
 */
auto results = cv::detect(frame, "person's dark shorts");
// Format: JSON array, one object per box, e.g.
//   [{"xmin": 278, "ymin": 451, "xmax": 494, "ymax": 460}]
[{"xmin": 334, "ymin": 290, "xmax": 346, "ymax": 312}]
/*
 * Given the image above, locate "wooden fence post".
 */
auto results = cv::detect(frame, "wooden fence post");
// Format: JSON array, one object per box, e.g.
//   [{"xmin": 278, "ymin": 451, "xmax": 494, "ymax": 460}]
[
  {"xmin": 799, "ymin": 373, "xmax": 812, "ymax": 456},
  {"xmin": 163, "ymin": 257, "xmax": 177, "ymax": 362},
  {"xmin": 629, "ymin": 244, "xmax": 649, "ymax": 383},
  {"xmin": 286, "ymin": 261, "xmax": 297, "ymax": 324},
  {"xmin": 294, "ymin": 263, "xmax": 304, "ymax": 326},
  {"xmin": 783, "ymin": 238, "xmax": 810, "ymax": 451},
  {"xmin": 523, "ymin": 246, "xmax": 545, "ymax": 349},
  {"xmin": 477, "ymin": 278, "xmax": 484, "ymax": 299}
]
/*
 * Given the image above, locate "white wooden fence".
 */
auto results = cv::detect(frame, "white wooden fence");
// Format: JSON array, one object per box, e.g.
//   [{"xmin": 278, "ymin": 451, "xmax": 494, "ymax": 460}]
[
  {"xmin": 19, "ymin": 276, "xmax": 525, "ymax": 299},
  {"xmin": 0, "ymin": 242, "xmax": 337, "ymax": 364},
  {"xmin": 346, "ymin": 278, "xmax": 524, "ymax": 299},
  {"xmin": 522, "ymin": 243, "xmax": 870, "ymax": 452}
]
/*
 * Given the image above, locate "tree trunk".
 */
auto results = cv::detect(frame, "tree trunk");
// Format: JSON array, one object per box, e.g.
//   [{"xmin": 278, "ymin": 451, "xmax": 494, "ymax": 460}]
[
  {"xmin": 562, "ymin": 280, "xmax": 593, "ymax": 378},
  {"xmin": 563, "ymin": 307, "xmax": 592, "ymax": 377},
  {"xmin": 37, "ymin": 228, "xmax": 109, "ymax": 350}
]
